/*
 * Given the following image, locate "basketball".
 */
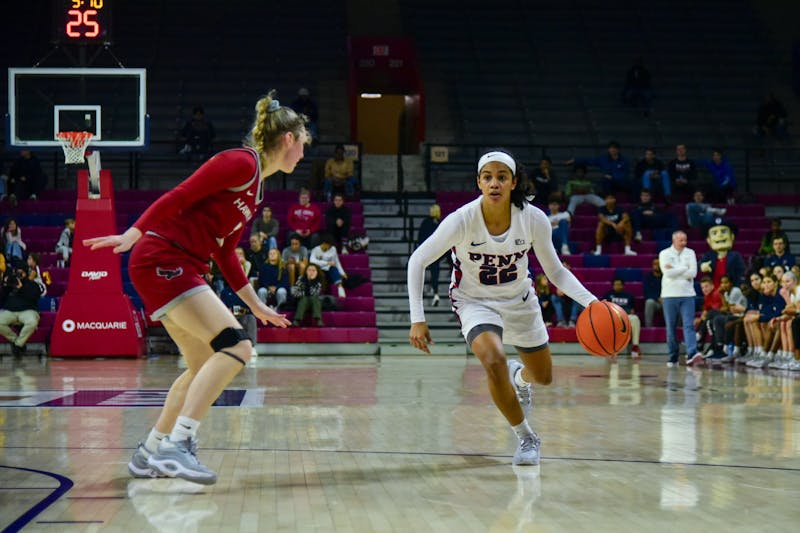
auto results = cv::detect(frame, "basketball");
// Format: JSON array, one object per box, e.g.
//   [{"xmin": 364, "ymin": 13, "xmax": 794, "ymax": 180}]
[{"xmin": 576, "ymin": 300, "xmax": 632, "ymax": 357}]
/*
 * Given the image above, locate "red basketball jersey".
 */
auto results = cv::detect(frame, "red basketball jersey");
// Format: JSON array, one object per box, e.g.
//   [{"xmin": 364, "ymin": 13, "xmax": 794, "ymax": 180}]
[{"xmin": 132, "ymin": 147, "xmax": 261, "ymax": 291}]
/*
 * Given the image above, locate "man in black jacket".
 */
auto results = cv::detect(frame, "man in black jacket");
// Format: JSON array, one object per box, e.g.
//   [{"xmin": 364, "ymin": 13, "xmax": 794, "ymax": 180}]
[
  {"xmin": 0, "ymin": 264, "xmax": 44, "ymax": 356},
  {"xmin": 325, "ymin": 193, "xmax": 352, "ymax": 252}
]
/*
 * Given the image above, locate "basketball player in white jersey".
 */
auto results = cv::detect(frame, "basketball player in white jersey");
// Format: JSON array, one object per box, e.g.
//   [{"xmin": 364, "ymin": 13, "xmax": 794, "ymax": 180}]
[{"xmin": 408, "ymin": 150, "xmax": 598, "ymax": 465}]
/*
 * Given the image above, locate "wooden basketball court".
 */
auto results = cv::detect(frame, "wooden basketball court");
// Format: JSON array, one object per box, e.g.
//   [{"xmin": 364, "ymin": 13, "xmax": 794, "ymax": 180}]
[{"xmin": 1, "ymin": 353, "xmax": 798, "ymax": 532}]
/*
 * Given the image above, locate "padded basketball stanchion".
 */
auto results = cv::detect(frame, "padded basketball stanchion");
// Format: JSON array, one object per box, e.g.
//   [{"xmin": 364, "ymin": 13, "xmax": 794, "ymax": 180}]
[{"xmin": 50, "ymin": 167, "xmax": 146, "ymax": 357}]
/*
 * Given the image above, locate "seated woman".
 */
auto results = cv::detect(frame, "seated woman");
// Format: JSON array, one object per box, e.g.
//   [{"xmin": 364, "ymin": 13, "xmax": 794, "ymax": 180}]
[
  {"xmin": 291, "ymin": 263, "xmax": 324, "ymax": 327},
  {"xmin": 3, "ymin": 218, "xmax": 26, "ymax": 264},
  {"xmin": 256, "ymin": 248, "xmax": 289, "ymax": 311}
]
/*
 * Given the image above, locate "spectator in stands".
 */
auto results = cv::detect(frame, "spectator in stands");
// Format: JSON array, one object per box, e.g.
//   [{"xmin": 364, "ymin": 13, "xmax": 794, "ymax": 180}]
[
  {"xmin": 635, "ymin": 148, "xmax": 671, "ymax": 204},
  {"xmin": 287, "ymin": 187, "xmax": 322, "ymax": 248},
  {"xmin": 282, "ymin": 234, "xmax": 309, "ymax": 286},
  {"xmin": 741, "ymin": 271, "xmax": 763, "ymax": 362},
  {"xmin": 566, "ymin": 141, "xmax": 631, "ymax": 198},
  {"xmin": 602, "ymin": 278, "xmax": 641, "ymax": 358},
  {"xmin": 309, "ymin": 233, "xmax": 347, "ymax": 298},
  {"xmin": 534, "ymin": 273, "xmax": 556, "ymax": 326},
  {"xmin": 532, "ymin": 156, "xmax": 560, "ymax": 207},
  {"xmin": 695, "ymin": 276, "xmax": 724, "ymax": 361},
  {"xmin": 630, "ymin": 189, "xmax": 678, "ymax": 243},
  {"xmin": 234, "ymin": 246, "xmax": 252, "ymax": 279},
  {"xmin": 250, "ymin": 205, "xmax": 279, "ymax": 251},
  {"xmin": 700, "ymin": 149, "xmax": 736, "ymax": 204},
  {"xmin": 325, "ymin": 193, "xmax": 352, "ymax": 252},
  {"xmin": 764, "ymin": 235, "xmax": 796, "ymax": 270},
  {"xmin": 715, "ymin": 274, "xmax": 748, "ymax": 362},
  {"xmin": 323, "ymin": 145, "xmax": 357, "ymax": 200},
  {"xmin": 770, "ymin": 271, "xmax": 799, "ymax": 368},
  {"xmin": 621, "ymin": 57, "xmax": 653, "ymax": 115},
  {"xmin": 7, "ymin": 150, "xmax": 45, "ymax": 206},
  {"xmin": 0, "ymin": 263, "xmax": 44, "ymax": 356},
  {"xmin": 26, "ymin": 252, "xmax": 47, "ymax": 296},
  {"xmin": 417, "ymin": 203, "xmax": 445, "ymax": 306},
  {"xmin": 685, "ymin": 189, "xmax": 726, "ymax": 228},
  {"xmin": 256, "ymin": 248, "xmax": 289, "ymax": 311},
  {"xmin": 550, "ymin": 260, "xmax": 584, "ymax": 328},
  {"xmin": 0, "ymin": 251, "xmax": 5, "ymax": 278},
  {"xmin": 643, "ymin": 258, "xmax": 663, "ymax": 328},
  {"xmin": 246, "ymin": 235, "xmax": 269, "ymax": 278},
  {"xmin": 564, "ymin": 163, "xmax": 604, "ymax": 215},
  {"xmin": 758, "ymin": 218, "xmax": 790, "ymax": 256},
  {"xmin": 594, "ymin": 194, "xmax": 636, "ymax": 256},
  {"xmin": 699, "ymin": 219, "xmax": 745, "ymax": 288},
  {"xmin": 547, "ymin": 197, "xmax": 571, "ymax": 256},
  {"xmin": 3, "ymin": 219, "xmax": 26, "ymax": 264},
  {"xmin": 667, "ymin": 144, "xmax": 698, "ymax": 198},
  {"xmin": 55, "ymin": 217, "xmax": 75, "ymax": 267},
  {"xmin": 659, "ymin": 230, "xmax": 700, "ymax": 367},
  {"xmin": 291, "ymin": 262, "xmax": 324, "ymax": 327},
  {"xmin": 180, "ymin": 105, "xmax": 215, "ymax": 160},
  {"xmin": 747, "ymin": 273, "xmax": 786, "ymax": 368},
  {"xmin": 291, "ymin": 88, "xmax": 319, "ymax": 144},
  {"xmin": 754, "ymin": 93, "xmax": 788, "ymax": 140}
]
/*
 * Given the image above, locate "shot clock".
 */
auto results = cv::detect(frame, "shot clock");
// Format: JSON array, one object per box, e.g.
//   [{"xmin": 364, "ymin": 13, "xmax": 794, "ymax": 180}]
[{"xmin": 56, "ymin": 0, "xmax": 112, "ymax": 43}]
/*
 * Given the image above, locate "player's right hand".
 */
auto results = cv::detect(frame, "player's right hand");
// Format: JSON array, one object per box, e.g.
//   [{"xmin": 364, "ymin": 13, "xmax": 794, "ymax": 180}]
[{"xmin": 409, "ymin": 322, "xmax": 434, "ymax": 354}]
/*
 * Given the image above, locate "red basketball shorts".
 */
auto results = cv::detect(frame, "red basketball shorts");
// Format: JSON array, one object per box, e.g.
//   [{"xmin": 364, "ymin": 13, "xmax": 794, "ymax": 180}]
[{"xmin": 129, "ymin": 234, "xmax": 211, "ymax": 320}]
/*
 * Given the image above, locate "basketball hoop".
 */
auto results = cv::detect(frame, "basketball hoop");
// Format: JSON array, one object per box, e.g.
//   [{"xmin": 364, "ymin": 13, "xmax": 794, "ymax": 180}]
[{"xmin": 56, "ymin": 131, "xmax": 94, "ymax": 164}]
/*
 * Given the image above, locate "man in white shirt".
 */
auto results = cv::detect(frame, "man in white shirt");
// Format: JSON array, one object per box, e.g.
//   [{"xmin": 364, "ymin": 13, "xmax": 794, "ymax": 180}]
[{"xmin": 659, "ymin": 230, "xmax": 700, "ymax": 366}]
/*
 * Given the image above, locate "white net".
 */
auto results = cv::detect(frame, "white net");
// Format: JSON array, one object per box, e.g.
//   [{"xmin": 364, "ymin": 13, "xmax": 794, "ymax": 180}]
[{"xmin": 55, "ymin": 131, "xmax": 94, "ymax": 164}]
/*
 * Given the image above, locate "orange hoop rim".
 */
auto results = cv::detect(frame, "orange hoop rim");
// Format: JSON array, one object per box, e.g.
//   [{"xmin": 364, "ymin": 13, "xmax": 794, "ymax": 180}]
[{"xmin": 56, "ymin": 131, "xmax": 94, "ymax": 148}]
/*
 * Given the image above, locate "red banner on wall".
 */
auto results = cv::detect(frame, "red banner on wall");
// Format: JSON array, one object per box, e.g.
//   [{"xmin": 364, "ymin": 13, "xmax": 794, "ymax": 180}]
[{"xmin": 49, "ymin": 169, "xmax": 146, "ymax": 357}]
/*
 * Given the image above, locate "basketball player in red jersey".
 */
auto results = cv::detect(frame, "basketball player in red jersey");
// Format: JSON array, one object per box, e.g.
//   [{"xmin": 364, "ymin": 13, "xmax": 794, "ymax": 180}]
[{"xmin": 85, "ymin": 91, "xmax": 305, "ymax": 484}]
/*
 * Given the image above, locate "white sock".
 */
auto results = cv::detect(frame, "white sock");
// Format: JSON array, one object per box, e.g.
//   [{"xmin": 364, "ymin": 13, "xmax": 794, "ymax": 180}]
[
  {"xmin": 145, "ymin": 428, "xmax": 167, "ymax": 452},
  {"xmin": 511, "ymin": 420, "xmax": 534, "ymax": 439},
  {"xmin": 514, "ymin": 368, "xmax": 531, "ymax": 388},
  {"xmin": 170, "ymin": 416, "xmax": 200, "ymax": 443}
]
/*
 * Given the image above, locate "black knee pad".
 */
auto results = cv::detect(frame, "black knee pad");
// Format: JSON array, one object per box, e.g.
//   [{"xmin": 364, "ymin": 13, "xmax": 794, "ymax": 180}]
[{"xmin": 210, "ymin": 327, "xmax": 251, "ymax": 353}]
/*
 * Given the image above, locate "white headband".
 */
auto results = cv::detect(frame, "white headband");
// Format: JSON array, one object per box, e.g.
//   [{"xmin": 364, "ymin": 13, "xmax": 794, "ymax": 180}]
[{"xmin": 477, "ymin": 151, "xmax": 516, "ymax": 175}]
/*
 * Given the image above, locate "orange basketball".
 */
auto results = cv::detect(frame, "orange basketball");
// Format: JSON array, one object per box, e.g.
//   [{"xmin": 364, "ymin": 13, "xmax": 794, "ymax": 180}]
[{"xmin": 575, "ymin": 300, "xmax": 632, "ymax": 357}]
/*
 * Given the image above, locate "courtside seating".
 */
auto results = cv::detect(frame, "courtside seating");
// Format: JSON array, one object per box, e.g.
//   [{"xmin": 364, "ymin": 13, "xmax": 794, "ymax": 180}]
[{"xmin": 0, "ymin": 189, "xmax": 378, "ymax": 350}]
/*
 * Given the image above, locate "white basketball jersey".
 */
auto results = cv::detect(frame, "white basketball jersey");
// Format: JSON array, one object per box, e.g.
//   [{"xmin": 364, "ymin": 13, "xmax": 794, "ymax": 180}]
[
  {"xmin": 408, "ymin": 197, "xmax": 596, "ymax": 324},
  {"xmin": 448, "ymin": 197, "xmax": 535, "ymax": 302}
]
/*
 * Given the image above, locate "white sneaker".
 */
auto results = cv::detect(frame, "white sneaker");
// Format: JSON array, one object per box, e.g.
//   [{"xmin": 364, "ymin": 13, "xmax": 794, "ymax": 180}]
[
  {"xmin": 634, "ymin": 231, "xmax": 642, "ymax": 242},
  {"xmin": 507, "ymin": 359, "xmax": 532, "ymax": 416},
  {"xmin": 593, "ymin": 246, "xmax": 602, "ymax": 255},
  {"xmin": 432, "ymin": 294, "xmax": 440, "ymax": 306},
  {"xmin": 147, "ymin": 437, "xmax": 217, "ymax": 485},
  {"xmin": 337, "ymin": 285, "xmax": 346, "ymax": 298},
  {"xmin": 561, "ymin": 244, "xmax": 571, "ymax": 255},
  {"xmin": 512, "ymin": 433, "xmax": 541, "ymax": 466},
  {"xmin": 624, "ymin": 247, "xmax": 637, "ymax": 256},
  {"xmin": 128, "ymin": 443, "xmax": 167, "ymax": 479}
]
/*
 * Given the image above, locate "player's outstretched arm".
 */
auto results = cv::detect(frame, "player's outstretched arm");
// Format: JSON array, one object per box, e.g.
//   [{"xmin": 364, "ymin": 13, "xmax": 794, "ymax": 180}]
[
  {"xmin": 410, "ymin": 322, "xmax": 434, "ymax": 354},
  {"xmin": 83, "ymin": 227, "xmax": 142, "ymax": 254}
]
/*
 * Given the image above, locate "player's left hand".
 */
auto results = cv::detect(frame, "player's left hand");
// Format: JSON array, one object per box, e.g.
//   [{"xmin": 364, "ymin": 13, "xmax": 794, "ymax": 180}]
[
  {"xmin": 409, "ymin": 322, "xmax": 434, "ymax": 354},
  {"xmin": 252, "ymin": 302, "xmax": 291, "ymax": 328}
]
